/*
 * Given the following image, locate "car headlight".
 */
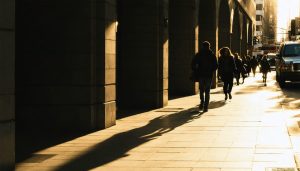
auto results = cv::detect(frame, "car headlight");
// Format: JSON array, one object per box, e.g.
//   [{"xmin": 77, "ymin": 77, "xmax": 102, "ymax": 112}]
[{"xmin": 281, "ymin": 61, "xmax": 293, "ymax": 71}]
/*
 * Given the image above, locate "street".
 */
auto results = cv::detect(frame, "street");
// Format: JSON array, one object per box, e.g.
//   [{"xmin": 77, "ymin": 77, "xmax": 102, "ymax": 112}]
[{"xmin": 16, "ymin": 71, "xmax": 300, "ymax": 171}]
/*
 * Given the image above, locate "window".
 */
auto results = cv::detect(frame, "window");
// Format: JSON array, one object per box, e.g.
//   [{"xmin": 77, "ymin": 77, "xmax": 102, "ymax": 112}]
[
  {"xmin": 256, "ymin": 15, "xmax": 261, "ymax": 21},
  {"xmin": 256, "ymin": 26, "xmax": 261, "ymax": 31},
  {"xmin": 283, "ymin": 44, "xmax": 300, "ymax": 57},
  {"xmin": 256, "ymin": 4, "xmax": 263, "ymax": 10}
]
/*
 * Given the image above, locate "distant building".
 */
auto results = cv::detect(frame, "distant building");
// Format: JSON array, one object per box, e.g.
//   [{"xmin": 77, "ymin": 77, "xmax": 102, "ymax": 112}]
[
  {"xmin": 254, "ymin": 0, "xmax": 277, "ymax": 46},
  {"xmin": 290, "ymin": 17, "xmax": 300, "ymax": 40},
  {"xmin": 255, "ymin": 0, "xmax": 264, "ymax": 47},
  {"xmin": 264, "ymin": 0, "xmax": 277, "ymax": 44}
]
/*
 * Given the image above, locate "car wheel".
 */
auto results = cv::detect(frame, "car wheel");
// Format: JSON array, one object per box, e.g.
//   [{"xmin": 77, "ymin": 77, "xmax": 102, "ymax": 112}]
[
  {"xmin": 276, "ymin": 72, "xmax": 279, "ymax": 82},
  {"xmin": 279, "ymin": 76, "xmax": 286, "ymax": 87}
]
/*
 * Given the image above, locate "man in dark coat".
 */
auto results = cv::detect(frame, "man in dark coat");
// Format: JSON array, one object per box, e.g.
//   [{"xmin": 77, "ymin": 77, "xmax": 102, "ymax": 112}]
[{"xmin": 191, "ymin": 41, "xmax": 218, "ymax": 112}]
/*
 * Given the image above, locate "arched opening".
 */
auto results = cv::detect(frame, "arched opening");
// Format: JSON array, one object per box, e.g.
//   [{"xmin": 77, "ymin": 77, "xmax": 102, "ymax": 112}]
[
  {"xmin": 231, "ymin": 7, "xmax": 241, "ymax": 55},
  {"xmin": 169, "ymin": 0, "xmax": 197, "ymax": 98},
  {"xmin": 199, "ymin": 0, "xmax": 216, "ymax": 51},
  {"xmin": 116, "ymin": 0, "xmax": 168, "ymax": 116},
  {"xmin": 248, "ymin": 20, "xmax": 253, "ymax": 48},
  {"xmin": 218, "ymin": 0, "xmax": 231, "ymax": 50},
  {"xmin": 241, "ymin": 15, "xmax": 248, "ymax": 57}
]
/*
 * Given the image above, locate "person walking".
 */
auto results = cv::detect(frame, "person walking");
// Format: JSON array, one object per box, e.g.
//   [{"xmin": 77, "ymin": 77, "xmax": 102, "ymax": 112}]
[
  {"xmin": 233, "ymin": 53, "xmax": 244, "ymax": 85},
  {"xmin": 245, "ymin": 55, "xmax": 252, "ymax": 76},
  {"xmin": 218, "ymin": 47, "xmax": 236, "ymax": 100},
  {"xmin": 260, "ymin": 55, "xmax": 271, "ymax": 86},
  {"xmin": 191, "ymin": 41, "xmax": 218, "ymax": 112},
  {"xmin": 250, "ymin": 56, "xmax": 258, "ymax": 77}
]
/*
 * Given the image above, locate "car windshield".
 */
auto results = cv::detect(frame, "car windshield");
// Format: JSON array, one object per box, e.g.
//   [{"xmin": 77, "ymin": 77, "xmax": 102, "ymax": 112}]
[
  {"xmin": 267, "ymin": 54, "xmax": 276, "ymax": 59},
  {"xmin": 283, "ymin": 44, "xmax": 300, "ymax": 57}
]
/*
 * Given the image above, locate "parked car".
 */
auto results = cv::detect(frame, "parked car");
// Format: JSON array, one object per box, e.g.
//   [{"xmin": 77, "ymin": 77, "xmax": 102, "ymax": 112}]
[
  {"xmin": 266, "ymin": 53, "xmax": 277, "ymax": 70},
  {"xmin": 275, "ymin": 41, "xmax": 300, "ymax": 86}
]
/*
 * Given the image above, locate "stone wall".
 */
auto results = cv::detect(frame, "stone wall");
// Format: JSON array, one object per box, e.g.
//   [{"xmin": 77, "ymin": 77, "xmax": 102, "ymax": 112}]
[{"xmin": 0, "ymin": 0, "xmax": 15, "ymax": 170}]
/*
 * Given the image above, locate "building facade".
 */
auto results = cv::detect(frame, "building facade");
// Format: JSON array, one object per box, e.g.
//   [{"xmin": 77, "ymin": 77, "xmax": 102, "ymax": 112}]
[
  {"xmin": 255, "ymin": 0, "xmax": 264, "ymax": 46},
  {"xmin": 264, "ymin": 0, "xmax": 277, "ymax": 44},
  {"xmin": 255, "ymin": 0, "xmax": 277, "ymax": 45},
  {"xmin": 0, "ymin": 0, "xmax": 255, "ymax": 170}
]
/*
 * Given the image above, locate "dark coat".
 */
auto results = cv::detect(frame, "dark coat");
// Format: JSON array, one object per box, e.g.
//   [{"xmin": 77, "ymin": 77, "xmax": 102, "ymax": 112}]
[
  {"xmin": 218, "ymin": 55, "xmax": 236, "ymax": 80},
  {"xmin": 260, "ymin": 58, "xmax": 270, "ymax": 73},
  {"xmin": 234, "ymin": 58, "xmax": 244, "ymax": 74},
  {"xmin": 191, "ymin": 49, "xmax": 218, "ymax": 78},
  {"xmin": 250, "ymin": 58, "xmax": 258, "ymax": 68}
]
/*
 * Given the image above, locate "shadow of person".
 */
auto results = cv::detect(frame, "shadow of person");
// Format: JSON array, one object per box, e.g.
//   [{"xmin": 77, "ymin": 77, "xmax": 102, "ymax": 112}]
[
  {"xmin": 55, "ymin": 107, "xmax": 200, "ymax": 171},
  {"xmin": 208, "ymin": 100, "xmax": 226, "ymax": 109}
]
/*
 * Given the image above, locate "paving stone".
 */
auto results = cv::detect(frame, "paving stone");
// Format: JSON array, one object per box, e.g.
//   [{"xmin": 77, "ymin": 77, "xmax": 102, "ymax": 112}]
[{"xmin": 16, "ymin": 72, "xmax": 300, "ymax": 171}]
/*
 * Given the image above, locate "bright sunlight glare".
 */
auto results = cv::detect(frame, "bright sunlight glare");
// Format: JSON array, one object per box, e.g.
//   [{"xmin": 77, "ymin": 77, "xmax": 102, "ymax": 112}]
[{"xmin": 277, "ymin": 0, "xmax": 300, "ymax": 42}]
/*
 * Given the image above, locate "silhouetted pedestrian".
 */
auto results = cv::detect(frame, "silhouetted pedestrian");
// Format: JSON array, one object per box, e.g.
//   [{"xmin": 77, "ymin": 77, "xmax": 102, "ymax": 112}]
[
  {"xmin": 260, "ymin": 55, "xmax": 271, "ymax": 86},
  {"xmin": 250, "ymin": 56, "xmax": 258, "ymax": 77},
  {"xmin": 218, "ymin": 47, "xmax": 236, "ymax": 100},
  {"xmin": 245, "ymin": 55, "xmax": 252, "ymax": 76},
  {"xmin": 233, "ymin": 53, "xmax": 244, "ymax": 85},
  {"xmin": 191, "ymin": 41, "xmax": 218, "ymax": 112}
]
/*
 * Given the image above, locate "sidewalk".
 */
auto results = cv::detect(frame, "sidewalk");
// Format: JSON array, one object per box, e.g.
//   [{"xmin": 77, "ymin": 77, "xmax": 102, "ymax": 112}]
[{"xmin": 16, "ymin": 72, "xmax": 300, "ymax": 171}]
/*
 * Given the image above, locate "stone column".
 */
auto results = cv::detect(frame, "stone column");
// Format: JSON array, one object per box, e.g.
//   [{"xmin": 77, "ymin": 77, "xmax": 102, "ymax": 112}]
[
  {"xmin": 199, "ymin": 0, "xmax": 218, "ymax": 88},
  {"xmin": 117, "ymin": 0, "xmax": 168, "ymax": 109},
  {"xmin": 231, "ymin": 7, "xmax": 241, "ymax": 55},
  {"xmin": 248, "ymin": 20, "xmax": 254, "ymax": 55},
  {"xmin": 16, "ymin": 0, "xmax": 116, "ymax": 133},
  {"xmin": 93, "ymin": 0, "xmax": 117, "ymax": 128},
  {"xmin": 0, "ymin": 0, "xmax": 15, "ymax": 170},
  {"xmin": 241, "ymin": 15, "xmax": 248, "ymax": 57},
  {"xmin": 218, "ymin": 0, "xmax": 231, "ymax": 49},
  {"xmin": 169, "ymin": 0, "xmax": 198, "ymax": 96}
]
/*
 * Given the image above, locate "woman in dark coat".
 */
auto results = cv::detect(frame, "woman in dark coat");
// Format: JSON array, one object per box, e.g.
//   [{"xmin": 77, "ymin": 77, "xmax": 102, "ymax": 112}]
[
  {"xmin": 218, "ymin": 47, "xmax": 237, "ymax": 100},
  {"xmin": 233, "ymin": 53, "xmax": 244, "ymax": 85}
]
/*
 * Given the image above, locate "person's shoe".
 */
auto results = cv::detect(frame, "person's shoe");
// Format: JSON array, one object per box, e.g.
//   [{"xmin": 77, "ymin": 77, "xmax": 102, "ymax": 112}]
[
  {"xmin": 229, "ymin": 93, "xmax": 232, "ymax": 99},
  {"xmin": 199, "ymin": 103, "xmax": 204, "ymax": 110},
  {"xmin": 203, "ymin": 108, "xmax": 208, "ymax": 112},
  {"xmin": 225, "ymin": 94, "xmax": 228, "ymax": 100}
]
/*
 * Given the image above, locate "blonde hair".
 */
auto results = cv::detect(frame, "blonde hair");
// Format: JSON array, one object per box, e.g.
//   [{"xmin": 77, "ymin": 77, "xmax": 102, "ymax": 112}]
[{"xmin": 219, "ymin": 47, "xmax": 233, "ymax": 57}]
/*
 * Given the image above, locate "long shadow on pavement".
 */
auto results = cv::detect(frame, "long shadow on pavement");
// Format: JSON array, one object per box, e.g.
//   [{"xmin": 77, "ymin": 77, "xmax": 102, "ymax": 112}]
[
  {"xmin": 208, "ymin": 100, "xmax": 226, "ymax": 109},
  {"xmin": 55, "ymin": 107, "xmax": 202, "ymax": 171}
]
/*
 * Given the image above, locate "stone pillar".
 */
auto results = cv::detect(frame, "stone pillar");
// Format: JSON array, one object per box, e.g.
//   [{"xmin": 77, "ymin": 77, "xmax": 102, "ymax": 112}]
[
  {"xmin": 0, "ymin": 0, "xmax": 15, "ymax": 170},
  {"xmin": 117, "ymin": 0, "xmax": 168, "ymax": 109},
  {"xmin": 169, "ymin": 0, "xmax": 197, "ymax": 96},
  {"xmin": 248, "ymin": 20, "xmax": 254, "ymax": 55},
  {"xmin": 93, "ymin": 0, "xmax": 117, "ymax": 128},
  {"xmin": 16, "ymin": 0, "xmax": 116, "ymax": 134},
  {"xmin": 231, "ymin": 7, "xmax": 241, "ymax": 55},
  {"xmin": 218, "ymin": 0, "xmax": 231, "ymax": 49},
  {"xmin": 241, "ymin": 15, "xmax": 248, "ymax": 57},
  {"xmin": 199, "ymin": 0, "xmax": 218, "ymax": 88}
]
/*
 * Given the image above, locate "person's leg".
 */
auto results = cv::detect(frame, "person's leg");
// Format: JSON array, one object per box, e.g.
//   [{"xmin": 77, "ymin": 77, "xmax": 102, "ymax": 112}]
[
  {"xmin": 236, "ymin": 74, "xmax": 240, "ymax": 85},
  {"xmin": 263, "ymin": 72, "xmax": 267, "ymax": 85},
  {"xmin": 198, "ymin": 78, "xmax": 205, "ymax": 109},
  {"xmin": 223, "ymin": 79, "xmax": 228, "ymax": 100},
  {"xmin": 203, "ymin": 77, "xmax": 212, "ymax": 111},
  {"xmin": 228, "ymin": 77, "xmax": 234, "ymax": 99}
]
